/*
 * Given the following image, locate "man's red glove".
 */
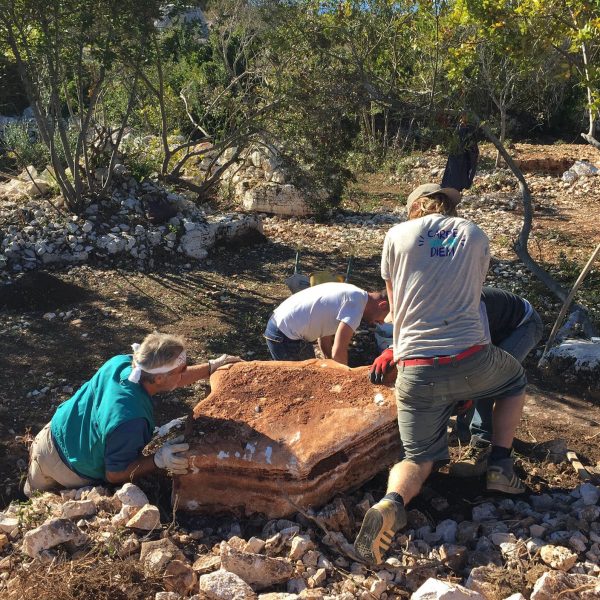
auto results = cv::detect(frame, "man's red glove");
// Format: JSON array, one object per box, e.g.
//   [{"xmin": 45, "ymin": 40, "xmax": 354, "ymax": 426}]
[
  {"xmin": 369, "ymin": 348, "xmax": 395, "ymax": 384},
  {"xmin": 453, "ymin": 399, "xmax": 474, "ymax": 416}
]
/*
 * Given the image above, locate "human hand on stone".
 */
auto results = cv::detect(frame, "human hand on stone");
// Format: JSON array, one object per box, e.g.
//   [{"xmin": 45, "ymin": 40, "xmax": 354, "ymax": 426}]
[
  {"xmin": 369, "ymin": 348, "xmax": 395, "ymax": 385},
  {"xmin": 208, "ymin": 354, "xmax": 243, "ymax": 374},
  {"xmin": 153, "ymin": 435, "xmax": 189, "ymax": 475}
]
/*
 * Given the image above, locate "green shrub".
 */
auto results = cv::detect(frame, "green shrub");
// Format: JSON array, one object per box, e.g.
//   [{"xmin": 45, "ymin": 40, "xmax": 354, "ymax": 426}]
[
  {"xmin": 1, "ymin": 122, "xmax": 48, "ymax": 171},
  {"xmin": 122, "ymin": 136, "xmax": 163, "ymax": 181}
]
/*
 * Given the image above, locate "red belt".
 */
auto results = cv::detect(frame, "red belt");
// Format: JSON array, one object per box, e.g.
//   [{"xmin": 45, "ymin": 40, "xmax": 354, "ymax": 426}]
[{"xmin": 399, "ymin": 344, "xmax": 486, "ymax": 367}]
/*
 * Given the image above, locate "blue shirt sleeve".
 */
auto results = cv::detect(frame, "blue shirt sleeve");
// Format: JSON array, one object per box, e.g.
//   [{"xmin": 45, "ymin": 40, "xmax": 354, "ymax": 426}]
[{"xmin": 104, "ymin": 418, "xmax": 151, "ymax": 473}]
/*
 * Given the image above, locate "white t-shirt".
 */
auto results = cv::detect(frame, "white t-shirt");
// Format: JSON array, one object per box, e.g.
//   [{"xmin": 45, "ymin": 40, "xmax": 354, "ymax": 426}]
[
  {"xmin": 272, "ymin": 282, "xmax": 368, "ymax": 342},
  {"xmin": 381, "ymin": 214, "xmax": 491, "ymax": 359}
]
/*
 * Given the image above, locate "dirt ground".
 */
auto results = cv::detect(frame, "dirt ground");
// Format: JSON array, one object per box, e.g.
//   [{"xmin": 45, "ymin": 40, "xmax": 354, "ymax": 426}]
[{"xmin": 1, "ymin": 142, "xmax": 599, "ymax": 515}]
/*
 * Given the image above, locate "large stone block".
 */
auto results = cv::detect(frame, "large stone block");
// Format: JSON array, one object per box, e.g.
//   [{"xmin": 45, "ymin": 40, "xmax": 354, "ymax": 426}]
[
  {"xmin": 241, "ymin": 183, "xmax": 312, "ymax": 217},
  {"xmin": 174, "ymin": 360, "xmax": 401, "ymax": 517}
]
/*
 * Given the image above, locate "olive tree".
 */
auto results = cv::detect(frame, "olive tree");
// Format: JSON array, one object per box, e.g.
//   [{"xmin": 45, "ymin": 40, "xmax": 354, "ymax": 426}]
[{"xmin": 0, "ymin": 0, "xmax": 161, "ymax": 211}]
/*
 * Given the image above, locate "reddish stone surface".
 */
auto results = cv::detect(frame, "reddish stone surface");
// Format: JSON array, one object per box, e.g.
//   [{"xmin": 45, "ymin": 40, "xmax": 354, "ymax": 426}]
[{"xmin": 174, "ymin": 359, "xmax": 401, "ymax": 517}]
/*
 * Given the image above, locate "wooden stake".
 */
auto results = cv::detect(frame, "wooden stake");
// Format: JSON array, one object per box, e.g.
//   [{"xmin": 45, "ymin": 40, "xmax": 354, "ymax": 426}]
[{"xmin": 566, "ymin": 451, "xmax": 591, "ymax": 482}]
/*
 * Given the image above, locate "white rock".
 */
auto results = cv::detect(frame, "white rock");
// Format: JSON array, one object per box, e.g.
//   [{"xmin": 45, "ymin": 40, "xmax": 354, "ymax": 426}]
[
  {"xmin": 0, "ymin": 515, "xmax": 19, "ymax": 533},
  {"xmin": 220, "ymin": 541, "xmax": 294, "ymax": 590},
  {"xmin": 540, "ymin": 544, "xmax": 578, "ymax": 571},
  {"xmin": 370, "ymin": 579, "xmax": 388, "ymax": 598},
  {"xmin": 258, "ymin": 594, "xmax": 299, "ymax": 600},
  {"xmin": 270, "ymin": 170, "xmax": 287, "ymax": 184},
  {"xmin": 500, "ymin": 541, "xmax": 526, "ymax": 561},
  {"xmin": 155, "ymin": 593, "xmax": 181, "ymax": 600},
  {"xmin": 435, "ymin": 519, "xmax": 458, "ymax": 543},
  {"xmin": 530, "ymin": 571, "xmax": 600, "ymax": 600},
  {"xmin": 472, "ymin": 502, "xmax": 497, "ymax": 521},
  {"xmin": 199, "ymin": 569, "xmax": 257, "ymax": 600},
  {"xmin": 309, "ymin": 567, "xmax": 327, "ymax": 588},
  {"xmin": 411, "ymin": 578, "xmax": 486, "ymax": 599},
  {"xmin": 502, "ymin": 594, "xmax": 526, "ymax": 600},
  {"xmin": 22, "ymin": 518, "xmax": 88, "ymax": 558},
  {"xmin": 289, "ymin": 534, "xmax": 315, "ymax": 560},
  {"xmin": 179, "ymin": 224, "xmax": 216, "ymax": 260},
  {"xmin": 244, "ymin": 537, "xmax": 266, "ymax": 554},
  {"xmin": 112, "ymin": 504, "xmax": 140, "ymax": 526},
  {"xmin": 115, "ymin": 483, "xmax": 149, "ymax": 507},
  {"xmin": 119, "ymin": 535, "xmax": 140, "ymax": 557},
  {"xmin": 61, "ymin": 500, "xmax": 97, "ymax": 520},
  {"xmin": 141, "ymin": 538, "xmax": 184, "ymax": 574},
  {"xmin": 579, "ymin": 483, "xmax": 600, "ymax": 506},
  {"xmin": 569, "ymin": 532, "xmax": 588, "ymax": 553},
  {"xmin": 126, "ymin": 504, "xmax": 161, "ymax": 530}
]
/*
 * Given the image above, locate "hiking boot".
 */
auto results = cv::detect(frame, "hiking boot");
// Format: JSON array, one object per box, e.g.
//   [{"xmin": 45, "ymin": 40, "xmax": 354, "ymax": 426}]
[
  {"xmin": 486, "ymin": 457, "xmax": 526, "ymax": 495},
  {"xmin": 354, "ymin": 499, "xmax": 407, "ymax": 565},
  {"xmin": 449, "ymin": 436, "xmax": 491, "ymax": 478}
]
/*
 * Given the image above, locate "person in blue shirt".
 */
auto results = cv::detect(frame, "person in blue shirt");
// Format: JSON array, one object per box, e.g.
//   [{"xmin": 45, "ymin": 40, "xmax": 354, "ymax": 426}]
[{"xmin": 24, "ymin": 332, "xmax": 240, "ymax": 496}]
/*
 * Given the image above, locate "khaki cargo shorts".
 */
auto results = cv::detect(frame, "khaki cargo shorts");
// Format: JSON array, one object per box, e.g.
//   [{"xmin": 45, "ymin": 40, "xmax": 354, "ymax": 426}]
[
  {"xmin": 24, "ymin": 423, "xmax": 93, "ymax": 497},
  {"xmin": 395, "ymin": 344, "xmax": 526, "ymax": 464}
]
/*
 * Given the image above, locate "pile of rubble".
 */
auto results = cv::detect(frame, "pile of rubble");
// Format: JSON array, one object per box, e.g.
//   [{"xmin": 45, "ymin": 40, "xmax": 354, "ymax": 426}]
[
  {"xmin": 0, "ymin": 167, "xmax": 262, "ymax": 276},
  {"xmin": 1, "ymin": 477, "xmax": 600, "ymax": 599}
]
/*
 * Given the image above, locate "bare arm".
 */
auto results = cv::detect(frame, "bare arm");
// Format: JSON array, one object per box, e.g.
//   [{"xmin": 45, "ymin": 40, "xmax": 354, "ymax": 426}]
[
  {"xmin": 177, "ymin": 363, "xmax": 211, "ymax": 387},
  {"xmin": 331, "ymin": 322, "xmax": 356, "ymax": 365},
  {"xmin": 385, "ymin": 280, "xmax": 394, "ymax": 319},
  {"xmin": 105, "ymin": 454, "xmax": 158, "ymax": 484},
  {"xmin": 318, "ymin": 335, "xmax": 334, "ymax": 358}
]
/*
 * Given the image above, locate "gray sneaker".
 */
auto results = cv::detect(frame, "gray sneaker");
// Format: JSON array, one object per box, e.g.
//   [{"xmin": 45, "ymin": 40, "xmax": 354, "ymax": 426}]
[
  {"xmin": 487, "ymin": 457, "xmax": 526, "ymax": 494},
  {"xmin": 450, "ymin": 436, "xmax": 491, "ymax": 478}
]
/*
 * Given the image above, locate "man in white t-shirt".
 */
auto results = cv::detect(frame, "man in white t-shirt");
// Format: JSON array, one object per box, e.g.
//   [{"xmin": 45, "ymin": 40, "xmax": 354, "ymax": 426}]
[
  {"xmin": 354, "ymin": 183, "xmax": 527, "ymax": 565},
  {"xmin": 264, "ymin": 282, "xmax": 389, "ymax": 365}
]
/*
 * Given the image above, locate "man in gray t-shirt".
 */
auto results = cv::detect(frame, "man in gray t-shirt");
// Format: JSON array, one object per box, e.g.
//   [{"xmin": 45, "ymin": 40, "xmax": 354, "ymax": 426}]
[
  {"xmin": 381, "ymin": 214, "xmax": 490, "ymax": 359},
  {"xmin": 354, "ymin": 183, "xmax": 527, "ymax": 566}
]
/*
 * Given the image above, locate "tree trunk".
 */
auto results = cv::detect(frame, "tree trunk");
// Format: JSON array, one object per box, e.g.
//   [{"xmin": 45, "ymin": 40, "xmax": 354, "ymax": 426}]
[
  {"xmin": 474, "ymin": 116, "xmax": 597, "ymax": 338},
  {"xmin": 574, "ymin": 20, "xmax": 600, "ymax": 149},
  {"xmin": 495, "ymin": 106, "xmax": 507, "ymax": 168}
]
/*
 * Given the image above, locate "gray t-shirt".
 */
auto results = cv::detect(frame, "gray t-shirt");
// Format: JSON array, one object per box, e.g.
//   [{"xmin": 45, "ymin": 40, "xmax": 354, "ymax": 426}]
[
  {"xmin": 381, "ymin": 214, "xmax": 491, "ymax": 359},
  {"xmin": 273, "ymin": 282, "xmax": 368, "ymax": 341}
]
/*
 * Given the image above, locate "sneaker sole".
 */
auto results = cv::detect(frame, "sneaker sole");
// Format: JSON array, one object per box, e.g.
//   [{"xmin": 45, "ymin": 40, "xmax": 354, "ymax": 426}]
[
  {"xmin": 354, "ymin": 503, "xmax": 406, "ymax": 565},
  {"xmin": 354, "ymin": 507, "xmax": 385, "ymax": 564},
  {"xmin": 485, "ymin": 475, "xmax": 526, "ymax": 495}
]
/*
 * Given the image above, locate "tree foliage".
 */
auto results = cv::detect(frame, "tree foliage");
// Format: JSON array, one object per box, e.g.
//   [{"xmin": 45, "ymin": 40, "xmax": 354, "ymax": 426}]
[{"xmin": 0, "ymin": 0, "xmax": 597, "ymax": 210}]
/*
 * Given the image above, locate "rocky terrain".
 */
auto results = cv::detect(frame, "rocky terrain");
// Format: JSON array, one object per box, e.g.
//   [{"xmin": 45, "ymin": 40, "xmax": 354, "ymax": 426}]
[{"xmin": 1, "ymin": 477, "xmax": 600, "ymax": 599}]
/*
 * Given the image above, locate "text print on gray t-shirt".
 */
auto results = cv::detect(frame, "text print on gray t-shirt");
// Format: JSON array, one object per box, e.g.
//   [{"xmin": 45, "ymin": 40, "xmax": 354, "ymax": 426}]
[{"xmin": 381, "ymin": 214, "xmax": 491, "ymax": 359}]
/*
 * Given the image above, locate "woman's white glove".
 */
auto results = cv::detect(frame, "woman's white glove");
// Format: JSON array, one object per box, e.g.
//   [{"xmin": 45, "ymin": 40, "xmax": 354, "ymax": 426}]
[
  {"xmin": 208, "ymin": 354, "xmax": 242, "ymax": 374},
  {"xmin": 153, "ymin": 435, "xmax": 189, "ymax": 475}
]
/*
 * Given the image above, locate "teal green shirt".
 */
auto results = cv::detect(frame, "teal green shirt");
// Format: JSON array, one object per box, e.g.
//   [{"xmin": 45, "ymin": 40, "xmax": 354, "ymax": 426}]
[{"xmin": 51, "ymin": 355, "xmax": 155, "ymax": 480}]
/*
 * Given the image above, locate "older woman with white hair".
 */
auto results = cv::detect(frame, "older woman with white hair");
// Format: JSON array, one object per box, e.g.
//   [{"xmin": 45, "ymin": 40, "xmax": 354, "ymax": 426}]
[{"xmin": 24, "ymin": 332, "xmax": 240, "ymax": 496}]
